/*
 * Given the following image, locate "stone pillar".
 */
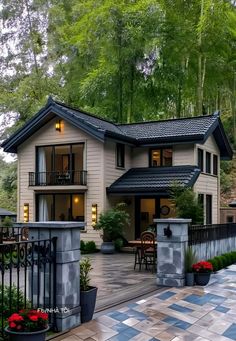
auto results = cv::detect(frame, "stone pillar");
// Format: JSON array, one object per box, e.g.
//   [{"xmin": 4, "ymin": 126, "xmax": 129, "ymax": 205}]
[
  {"xmin": 14, "ymin": 221, "xmax": 84, "ymax": 331},
  {"xmin": 154, "ymin": 218, "xmax": 191, "ymax": 287}
]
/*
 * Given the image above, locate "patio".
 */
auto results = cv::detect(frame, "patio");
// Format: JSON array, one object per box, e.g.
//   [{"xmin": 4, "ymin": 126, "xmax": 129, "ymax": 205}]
[{"xmin": 84, "ymin": 252, "xmax": 158, "ymax": 312}]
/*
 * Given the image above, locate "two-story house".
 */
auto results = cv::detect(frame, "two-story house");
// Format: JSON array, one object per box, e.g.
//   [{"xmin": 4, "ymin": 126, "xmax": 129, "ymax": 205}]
[{"xmin": 2, "ymin": 97, "xmax": 232, "ymax": 245}]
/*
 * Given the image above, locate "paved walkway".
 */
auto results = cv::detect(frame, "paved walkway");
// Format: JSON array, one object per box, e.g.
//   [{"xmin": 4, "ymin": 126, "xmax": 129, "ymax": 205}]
[{"xmin": 54, "ymin": 264, "xmax": 236, "ymax": 341}]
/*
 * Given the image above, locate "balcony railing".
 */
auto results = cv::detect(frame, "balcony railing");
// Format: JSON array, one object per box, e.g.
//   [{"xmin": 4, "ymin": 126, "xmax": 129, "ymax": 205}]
[{"xmin": 29, "ymin": 171, "xmax": 87, "ymax": 186}]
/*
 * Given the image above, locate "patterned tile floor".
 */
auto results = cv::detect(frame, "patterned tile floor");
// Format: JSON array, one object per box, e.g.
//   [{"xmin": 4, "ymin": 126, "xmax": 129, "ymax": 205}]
[{"xmin": 54, "ymin": 265, "xmax": 236, "ymax": 341}]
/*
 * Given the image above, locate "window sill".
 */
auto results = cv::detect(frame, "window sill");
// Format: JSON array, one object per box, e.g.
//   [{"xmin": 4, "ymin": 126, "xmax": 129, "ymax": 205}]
[
  {"xmin": 200, "ymin": 172, "xmax": 218, "ymax": 178},
  {"xmin": 116, "ymin": 166, "xmax": 126, "ymax": 170}
]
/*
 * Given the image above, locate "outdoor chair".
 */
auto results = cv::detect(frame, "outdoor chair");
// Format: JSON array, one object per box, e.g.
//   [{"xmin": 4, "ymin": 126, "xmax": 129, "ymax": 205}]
[{"xmin": 134, "ymin": 231, "xmax": 156, "ymax": 272}]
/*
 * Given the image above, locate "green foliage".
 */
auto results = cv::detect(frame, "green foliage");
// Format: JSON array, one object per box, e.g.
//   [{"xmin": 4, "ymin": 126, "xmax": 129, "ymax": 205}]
[
  {"xmin": 95, "ymin": 203, "xmax": 130, "ymax": 242},
  {"xmin": 2, "ymin": 216, "xmax": 13, "ymax": 228},
  {"xmin": 0, "ymin": 285, "xmax": 26, "ymax": 317},
  {"xmin": 207, "ymin": 258, "xmax": 219, "ymax": 272},
  {"xmin": 114, "ymin": 238, "xmax": 124, "ymax": 252},
  {"xmin": 84, "ymin": 241, "xmax": 97, "ymax": 253},
  {"xmin": 208, "ymin": 251, "xmax": 236, "ymax": 272},
  {"xmin": 80, "ymin": 257, "xmax": 93, "ymax": 291},
  {"xmin": 184, "ymin": 247, "xmax": 197, "ymax": 273},
  {"xmin": 80, "ymin": 240, "xmax": 85, "ymax": 252},
  {"xmin": 170, "ymin": 184, "xmax": 204, "ymax": 224}
]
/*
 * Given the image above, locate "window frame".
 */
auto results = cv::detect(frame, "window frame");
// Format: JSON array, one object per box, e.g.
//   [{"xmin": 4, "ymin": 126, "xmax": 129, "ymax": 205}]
[
  {"xmin": 205, "ymin": 151, "xmax": 211, "ymax": 174},
  {"xmin": 149, "ymin": 147, "xmax": 173, "ymax": 167},
  {"xmin": 197, "ymin": 148, "xmax": 204, "ymax": 172},
  {"xmin": 116, "ymin": 143, "xmax": 125, "ymax": 168},
  {"xmin": 206, "ymin": 194, "xmax": 212, "ymax": 224},
  {"xmin": 213, "ymin": 154, "xmax": 218, "ymax": 176}
]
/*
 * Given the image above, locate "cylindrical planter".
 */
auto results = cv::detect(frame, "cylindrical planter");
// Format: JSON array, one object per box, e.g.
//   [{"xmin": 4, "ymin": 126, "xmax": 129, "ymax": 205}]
[
  {"xmin": 100, "ymin": 242, "xmax": 115, "ymax": 254},
  {"xmin": 80, "ymin": 286, "xmax": 98, "ymax": 323},
  {"xmin": 194, "ymin": 273, "xmax": 211, "ymax": 286},
  {"xmin": 5, "ymin": 326, "xmax": 49, "ymax": 341},
  {"xmin": 185, "ymin": 272, "xmax": 195, "ymax": 286}
]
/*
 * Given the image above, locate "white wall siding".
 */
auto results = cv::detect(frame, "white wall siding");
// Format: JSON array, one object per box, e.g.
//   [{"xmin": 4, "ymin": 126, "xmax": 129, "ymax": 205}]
[
  {"xmin": 173, "ymin": 144, "xmax": 194, "ymax": 166},
  {"xmin": 131, "ymin": 147, "xmax": 149, "ymax": 168},
  {"xmin": 17, "ymin": 116, "xmax": 104, "ymax": 245}
]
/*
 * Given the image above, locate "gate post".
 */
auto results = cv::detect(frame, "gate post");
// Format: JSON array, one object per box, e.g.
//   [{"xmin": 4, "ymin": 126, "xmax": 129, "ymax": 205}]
[
  {"xmin": 154, "ymin": 218, "xmax": 191, "ymax": 287},
  {"xmin": 15, "ymin": 222, "xmax": 84, "ymax": 332}
]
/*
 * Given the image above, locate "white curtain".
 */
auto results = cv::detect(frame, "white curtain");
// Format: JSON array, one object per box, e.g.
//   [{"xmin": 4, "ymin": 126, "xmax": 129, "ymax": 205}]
[
  {"xmin": 38, "ymin": 195, "xmax": 49, "ymax": 221},
  {"xmin": 38, "ymin": 147, "xmax": 46, "ymax": 185}
]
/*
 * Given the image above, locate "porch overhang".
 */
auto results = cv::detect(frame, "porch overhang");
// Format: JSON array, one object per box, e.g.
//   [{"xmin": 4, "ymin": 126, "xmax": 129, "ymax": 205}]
[{"xmin": 107, "ymin": 166, "xmax": 201, "ymax": 195}]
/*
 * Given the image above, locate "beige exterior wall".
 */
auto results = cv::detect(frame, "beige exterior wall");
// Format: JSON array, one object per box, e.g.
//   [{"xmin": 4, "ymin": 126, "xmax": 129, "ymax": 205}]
[
  {"xmin": 193, "ymin": 135, "xmax": 220, "ymax": 223},
  {"xmin": 172, "ymin": 144, "xmax": 194, "ymax": 165},
  {"xmin": 17, "ymin": 116, "xmax": 104, "ymax": 245},
  {"xmin": 131, "ymin": 147, "xmax": 149, "ymax": 167},
  {"xmin": 220, "ymin": 208, "xmax": 236, "ymax": 223}
]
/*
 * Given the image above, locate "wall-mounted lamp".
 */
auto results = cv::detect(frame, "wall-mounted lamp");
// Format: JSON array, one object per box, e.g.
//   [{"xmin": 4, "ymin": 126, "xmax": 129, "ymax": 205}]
[
  {"xmin": 91, "ymin": 204, "xmax": 97, "ymax": 227},
  {"xmin": 55, "ymin": 120, "xmax": 61, "ymax": 132},
  {"xmin": 23, "ymin": 203, "xmax": 29, "ymax": 223},
  {"xmin": 164, "ymin": 224, "xmax": 172, "ymax": 238},
  {"xmin": 74, "ymin": 197, "xmax": 79, "ymax": 204}
]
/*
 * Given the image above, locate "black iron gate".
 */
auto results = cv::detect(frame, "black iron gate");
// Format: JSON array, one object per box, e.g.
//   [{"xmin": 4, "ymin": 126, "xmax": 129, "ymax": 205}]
[{"xmin": 0, "ymin": 237, "xmax": 57, "ymax": 339}]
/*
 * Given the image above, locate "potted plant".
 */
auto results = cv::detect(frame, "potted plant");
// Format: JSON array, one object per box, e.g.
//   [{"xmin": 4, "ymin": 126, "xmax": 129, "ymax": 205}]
[
  {"xmin": 192, "ymin": 261, "xmax": 213, "ymax": 286},
  {"xmin": 94, "ymin": 203, "xmax": 130, "ymax": 254},
  {"xmin": 5, "ymin": 309, "xmax": 49, "ymax": 341},
  {"xmin": 184, "ymin": 246, "xmax": 197, "ymax": 286},
  {"xmin": 80, "ymin": 257, "xmax": 97, "ymax": 323}
]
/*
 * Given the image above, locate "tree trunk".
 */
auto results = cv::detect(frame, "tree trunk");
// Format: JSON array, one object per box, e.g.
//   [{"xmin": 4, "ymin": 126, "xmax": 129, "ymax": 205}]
[{"xmin": 127, "ymin": 63, "xmax": 134, "ymax": 123}]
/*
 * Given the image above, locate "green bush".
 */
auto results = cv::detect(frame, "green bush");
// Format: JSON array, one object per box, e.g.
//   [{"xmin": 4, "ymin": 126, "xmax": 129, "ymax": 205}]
[
  {"xmin": 214, "ymin": 256, "xmax": 223, "ymax": 270},
  {"xmin": 208, "ymin": 250, "xmax": 236, "ymax": 272},
  {"xmin": 84, "ymin": 241, "xmax": 97, "ymax": 253},
  {"xmin": 80, "ymin": 240, "xmax": 85, "ymax": 251},
  {"xmin": 208, "ymin": 258, "xmax": 218, "ymax": 272},
  {"xmin": 220, "ymin": 255, "xmax": 229, "ymax": 268},
  {"xmin": 114, "ymin": 238, "xmax": 123, "ymax": 251},
  {"xmin": 222, "ymin": 253, "xmax": 231, "ymax": 266},
  {"xmin": 0, "ymin": 284, "xmax": 28, "ymax": 317}
]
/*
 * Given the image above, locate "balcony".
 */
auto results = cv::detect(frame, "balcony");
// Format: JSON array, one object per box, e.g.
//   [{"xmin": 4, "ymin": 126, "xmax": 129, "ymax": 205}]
[{"xmin": 29, "ymin": 171, "xmax": 87, "ymax": 186}]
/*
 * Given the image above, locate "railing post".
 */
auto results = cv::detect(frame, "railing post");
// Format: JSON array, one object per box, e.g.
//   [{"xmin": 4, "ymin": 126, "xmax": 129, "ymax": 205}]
[{"xmin": 154, "ymin": 218, "xmax": 191, "ymax": 287}]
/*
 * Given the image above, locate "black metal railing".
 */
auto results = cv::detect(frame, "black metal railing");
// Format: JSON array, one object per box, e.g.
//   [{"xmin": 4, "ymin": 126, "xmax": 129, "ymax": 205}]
[
  {"xmin": 29, "ymin": 170, "xmax": 87, "ymax": 186},
  {"xmin": 0, "ymin": 237, "xmax": 57, "ymax": 339},
  {"xmin": 0, "ymin": 226, "xmax": 28, "ymax": 243},
  {"xmin": 189, "ymin": 223, "xmax": 236, "ymax": 245}
]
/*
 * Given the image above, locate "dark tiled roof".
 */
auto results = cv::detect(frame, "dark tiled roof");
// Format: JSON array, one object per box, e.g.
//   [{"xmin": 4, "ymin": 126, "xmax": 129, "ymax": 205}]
[
  {"xmin": 1, "ymin": 97, "xmax": 233, "ymax": 159},
  {"xmin": 117, "ymin": 115, "xmax": 218, "ymax": 142},
  {"xmin": 0, "ymin": 208, "xmax": 16, "ymax": 216},
  {"xmin": 107, "ymin": 166, "xmax": 201, "ymax": 194}
]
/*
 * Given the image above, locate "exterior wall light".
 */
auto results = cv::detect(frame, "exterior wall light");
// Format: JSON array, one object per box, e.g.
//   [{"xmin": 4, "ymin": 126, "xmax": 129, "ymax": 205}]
[
  {"xmin": 23, "ymin": 203, "xmax": 29, "ymax": 222},
  {"xmin": 91, "ymin": 204, "xmax": 97, "ymax": 226},
  {"xmin": 55, "ymin": 120, "xmax": 61, "ymax": 132}
]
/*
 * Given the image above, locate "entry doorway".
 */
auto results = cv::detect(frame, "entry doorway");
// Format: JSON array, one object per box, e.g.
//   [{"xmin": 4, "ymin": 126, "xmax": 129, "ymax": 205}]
[{"xmin": 135, "ymin": 197, "xmax": 175, "ymax": 238}]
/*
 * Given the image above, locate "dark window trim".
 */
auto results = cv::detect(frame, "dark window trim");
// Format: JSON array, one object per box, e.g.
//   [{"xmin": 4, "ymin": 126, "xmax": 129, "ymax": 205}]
[
  {"xmin": 116, "ymin": 143, "xmax": 125, "ymax": 168},
  {"xmin": 197, "ymin": 148, "xmax": 204, "ymax": 172},
  {"xmin": 206, "ymin": 194, "xmax": 212, "ymax": 224},
  {"xmin": 213, "ymin": 154, "xmax": 218, "ymax": 176},
  {"xmin": 205, "ymin": 151, "xmax": 211, "ymax": 174},
  {"xmin": 149, "ymin": 147, "xmax": 173, "ymax": 167}
]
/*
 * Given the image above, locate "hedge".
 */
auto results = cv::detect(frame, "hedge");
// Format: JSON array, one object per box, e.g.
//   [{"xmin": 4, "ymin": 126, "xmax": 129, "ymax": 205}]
[{"xmin": 208, "ymin": 251, "xmax": 236, "ymax": 272}]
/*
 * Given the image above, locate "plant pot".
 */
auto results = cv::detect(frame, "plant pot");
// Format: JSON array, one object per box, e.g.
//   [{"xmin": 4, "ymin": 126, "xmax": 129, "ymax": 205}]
[
  {"xmin": 194, "ymin": 272, "xmax": 211, "ymax": 286},
  {"xmin": 80, "ymin": 286, "xmax": 97, "ymax": 323},
  {"xmin": 100, "ymin": 242, "xmax": 115, "ymax": 254},
  {"xmin": 185, "ymin": 272, "xmax": 195, "ymax": 286},
  {"xmin": 5, "ymin": 326, "xmax": 49, "ymax": 341}
]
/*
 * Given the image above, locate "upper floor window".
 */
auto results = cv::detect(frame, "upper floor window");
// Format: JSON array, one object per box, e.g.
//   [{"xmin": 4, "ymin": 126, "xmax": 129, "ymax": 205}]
[
  {"xmin": 206, "ymin": 194, "xmax": 212, "ymax": 224},
  {"xmin": 213, "ymin": 154, "xmax": 218, "ymax": 175},
  {"xmin": 150, "ymin": 148, "xmax": 172, "ymax": 167},
  {"xmin": 116, "ymin": 143, "xmax": 125, "ymax": 168},
  {"xmin": 205, "ymin": 152, "xmax": 211, "ymax": 174},
  {"xmin": 198, "ymin": 148, "xmax": 204, "ymax": 172}
]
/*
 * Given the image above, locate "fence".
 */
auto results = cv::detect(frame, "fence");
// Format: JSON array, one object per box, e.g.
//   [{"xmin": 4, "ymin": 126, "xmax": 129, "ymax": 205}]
[
  {"xmin": 189, "ymin": 223, "xmax": 236, "ymax": 260},
  {"xmin": 0, "ymin": 237, "xmax": 57, "ymax": 339}
]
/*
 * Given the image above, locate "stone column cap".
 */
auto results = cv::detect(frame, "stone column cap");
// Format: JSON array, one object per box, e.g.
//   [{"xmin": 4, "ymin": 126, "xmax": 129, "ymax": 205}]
[
  {"xmin": 14, "ymin": 221, "xmax": 86, "ymax": 229},
  {"xmin": 154, "ymin": 218, "xmax": 192, "ymax": 223}
]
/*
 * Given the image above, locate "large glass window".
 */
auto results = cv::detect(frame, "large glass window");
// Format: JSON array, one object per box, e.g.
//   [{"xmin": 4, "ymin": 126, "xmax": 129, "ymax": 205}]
[
  {"xmin": 150, "ymin": 148, "xmax": 172, "ymax": 167},
  {"xmin": 206, "ymin": 194, "xmax": 212, "ymax": 224},
  {"xmin": 37, "ymin": 193, "xmax": 85, "ymax": 222}
]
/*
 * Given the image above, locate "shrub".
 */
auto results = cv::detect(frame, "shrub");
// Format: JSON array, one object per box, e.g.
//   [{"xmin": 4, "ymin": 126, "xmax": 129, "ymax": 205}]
[
  {"xmin": 214, "ymin": 256, "xmax": 223, "ymax": 270},
  {"xmin": 208, "ymin": 258, "xmax": 218, "ymax": 272},
  {"xmin": 80, "ymin": 257, "xmax": 93, "ymax": 291},
  {"xmin": 222, "ymin": 253, "xmax": 231, "ymax": 266},
  {"xmin": 0, "ymin": 285, "xmax": 28, "ymax": 317},
  {"xmin": 80, "ymin": 240, "xmax": 85, "ymax": 252},
  {"xmin": 185, "ymin": 247, "xmax": 197, "ymax": 273},
  {"xmin": 84, "ymin": 241, "xmax": 97, "ymax": 253},
  {"xmin": 220, "ymin": 255, "xmax": 229, "ymax": 268},
  {"xmin": 114, "ymin": 238, "xmax": 123, "ymax": 251}
]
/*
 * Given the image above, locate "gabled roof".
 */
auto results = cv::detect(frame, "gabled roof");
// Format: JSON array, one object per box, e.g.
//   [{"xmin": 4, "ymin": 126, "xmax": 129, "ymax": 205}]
[
  {"xmin": 1, "ymin": 97, "xmax": 233, "ymax": 159},
  {"xmin": 107, "ymin": 166, "xmax": 201, "ymax": 195},
  {"xmin": 0, "ymin": 208, "xmax": 16, "ymax": 216}
]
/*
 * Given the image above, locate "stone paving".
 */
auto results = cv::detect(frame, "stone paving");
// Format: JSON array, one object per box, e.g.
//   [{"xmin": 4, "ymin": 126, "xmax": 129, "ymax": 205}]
[{"xmin": 54, "ymin": 264, "xmax": 236, "ymax": 341}]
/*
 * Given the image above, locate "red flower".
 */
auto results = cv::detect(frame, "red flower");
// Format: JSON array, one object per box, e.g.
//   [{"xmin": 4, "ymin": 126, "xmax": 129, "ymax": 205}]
[
  {"xmin": 192, "ymin": 261, "xmax": 213, "ymax": 273},
  {"xmin": 29, "ymin": 315, "xmax": 39, "ymax": 322},
  {"xmin": 38, "ymin": 312, "xmax": 48, "ymax": 320},
  {"xmin": 9, "ymin": 322, "xmax": 16, "ymax": 329},
  {"xmin": 8, "ymin": 314, "xmax": 24, "ymax": 322},
  {"xmin": 8, "ymin": 308, "xmax": 48, "ymax": 332}
]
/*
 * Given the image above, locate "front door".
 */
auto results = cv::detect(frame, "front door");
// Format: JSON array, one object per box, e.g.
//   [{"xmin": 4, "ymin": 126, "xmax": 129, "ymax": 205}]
[{"xmin": 135, "ymin": 197, "xmax": 175, "ymax": 238}]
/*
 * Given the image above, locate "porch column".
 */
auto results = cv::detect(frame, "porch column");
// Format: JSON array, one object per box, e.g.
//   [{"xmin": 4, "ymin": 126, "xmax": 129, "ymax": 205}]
[
  {"xmin": 154, "ymin": 218, "xmax": 191, "ymax": 287},
  {"xmin": 14, "ymin": 221, "xmax": 84, "ymax": 332}
]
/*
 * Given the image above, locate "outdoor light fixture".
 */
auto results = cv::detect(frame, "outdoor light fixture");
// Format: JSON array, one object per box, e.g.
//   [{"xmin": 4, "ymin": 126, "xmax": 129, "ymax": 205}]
[
  {"xmin": 74, "ymin": 197, "xmax": 79, "ymax": 204},
  {"xmin": 23, "ymin": 203, "xmax": 29, "ymax": 223},
  {"xmin": 55, "ymin": 120, "xmax": 61, "ymax": 132},
  {"xmin": 91, "ymin": 204, "xmax": 97, "ymax": 226}
]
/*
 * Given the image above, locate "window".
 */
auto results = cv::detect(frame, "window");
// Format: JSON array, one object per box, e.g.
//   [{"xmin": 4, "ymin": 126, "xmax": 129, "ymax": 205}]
[
  {"xmin": 213, "ymin": 155, "xmax": 218, "ymax": 175},
  {"xmin": 198, "ymin": 194, "xmax": 204, "ymax": 209},
  {"xmin": 150, "ymin": 148, "xmax": 172, "ymax": 167},
  {"xmin": 227, "ymin": 216, "xmax": 234, "ymax": 223},
  {"xmin": 116, "ymin": 143, "xmax": 125, "ymax": 168},
  {"xmin": 205, "ymin": 152, "xmax": 211, "ymax": 174},
  {"xmin": 198, "ymin": 148, "xmax": 204, "ymax": 172},
  {"xmin": 206, "ymin": 194, "xmax": 212, "ymax": 224}
]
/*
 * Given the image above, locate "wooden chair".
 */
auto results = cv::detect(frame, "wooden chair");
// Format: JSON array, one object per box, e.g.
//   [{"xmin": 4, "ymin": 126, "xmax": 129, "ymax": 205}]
[{"xmin": 134, "ymin": 231, "xmax": 156, "ymax": 272}]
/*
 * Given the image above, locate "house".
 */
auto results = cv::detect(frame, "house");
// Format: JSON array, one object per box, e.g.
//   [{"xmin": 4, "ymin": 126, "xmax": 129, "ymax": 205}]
[
  {"xmin": 1, "ymin": 97, "xmax": 232, "ymax": 245},
  {"xmin": 0, "ymin": 208, "xmax": 17, "ymax": 223},
  {"xmin": 221, "ymin": 201, "xmax": 236, "ymax": 223}
]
